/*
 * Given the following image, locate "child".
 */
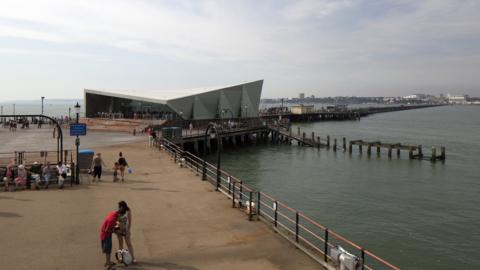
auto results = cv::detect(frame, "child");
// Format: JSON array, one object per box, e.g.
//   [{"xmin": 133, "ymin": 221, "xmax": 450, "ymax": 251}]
[
  {"xmin": 100, "ymin": 209, "xmax": 120, "ymax": 269},
  {"xmin": 112, "ymin": 162, "xmax": 120, "ymax": 182}
]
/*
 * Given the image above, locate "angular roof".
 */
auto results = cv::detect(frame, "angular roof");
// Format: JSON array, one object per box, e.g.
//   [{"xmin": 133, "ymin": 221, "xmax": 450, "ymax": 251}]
[{"xmin": 84, "ymin": 80, "xmax": 263, "ymax": 102}]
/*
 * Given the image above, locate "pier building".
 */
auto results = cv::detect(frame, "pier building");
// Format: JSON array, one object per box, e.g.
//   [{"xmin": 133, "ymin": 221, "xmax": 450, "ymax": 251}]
[{"xmin": 84, "ymin": 80, "xmax": 263, "ymax": 120}]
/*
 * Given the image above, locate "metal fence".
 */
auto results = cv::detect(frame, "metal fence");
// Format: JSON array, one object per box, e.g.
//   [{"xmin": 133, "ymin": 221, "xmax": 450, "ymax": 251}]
[
  {"xmin": 156, "ymin": 137, "xmax": 400, "ymax": 270},
  {"xmin": 0, "ymin": 150, "xmax": 74, "ymax": 167}
]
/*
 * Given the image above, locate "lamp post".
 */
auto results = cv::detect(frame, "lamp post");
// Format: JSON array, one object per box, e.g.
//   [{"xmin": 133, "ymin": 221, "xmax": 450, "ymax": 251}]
[
  {"xmin": 41, "ymin": 97, "xmax": 45, "ymax": 115},
  {"xmin": 74, "ymin": 102, "xmax": 81, "ymax": 184}
]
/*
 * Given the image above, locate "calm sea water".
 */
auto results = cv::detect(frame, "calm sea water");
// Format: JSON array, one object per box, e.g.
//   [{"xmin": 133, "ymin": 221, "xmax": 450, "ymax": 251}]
[{"xmin": 215, "ymin": 105, "xmax": 480, "ymax": 270}]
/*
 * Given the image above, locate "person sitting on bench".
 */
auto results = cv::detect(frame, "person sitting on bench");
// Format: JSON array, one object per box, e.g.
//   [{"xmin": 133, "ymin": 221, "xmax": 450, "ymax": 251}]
[{"xmin": 14, "ymin": 165, "xmax": 27, "ymax": 190}]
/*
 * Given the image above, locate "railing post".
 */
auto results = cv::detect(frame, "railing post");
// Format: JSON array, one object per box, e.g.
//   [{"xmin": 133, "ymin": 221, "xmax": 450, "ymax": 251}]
[
  {"xmin": 324, "ymin": 229, "xmax": 329, "ymax": 262},
  {"xmin": 361, "ymin": 249, "xmax": 365, "ymax": 270},
  {"xmin": 295, "ymin": 212, "xmax": 299, "ymax": 242},
  {"xmin": 249, "ymin": 191, "xmax": 253, "ymax": 221},
  {"xmin": 257, "ymin": 192, "xmax": 261, "ymax": 219},
  {"xmin": 274, "ymin": 200, "xmax": 278, "ymax": 227},
  {"xmin": 232, "ymin": 181, "xmax": 236, "ymax": 208},
  {"xmin": 239, "ymin": 181, "xmax": 243, "ymax": 207},
  {"xmin": 228, "ymin": 176, "xmax": 231, "ymax": 194}
]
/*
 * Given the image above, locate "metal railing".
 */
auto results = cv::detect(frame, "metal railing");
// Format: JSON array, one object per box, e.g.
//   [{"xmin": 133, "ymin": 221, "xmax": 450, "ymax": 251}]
[
  {"xmin": 0, "ymin": 150, "xmax": 74, "ymax": 166},
  {"xmin": 156, "ymin": 137, "xmax": 400, "ymax": 270}
]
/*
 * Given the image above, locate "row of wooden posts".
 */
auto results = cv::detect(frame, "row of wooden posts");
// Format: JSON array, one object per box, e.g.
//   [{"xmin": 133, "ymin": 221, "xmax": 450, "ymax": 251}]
[{"xmin": 291, "ymin": 127, "xmax": 446, "ymax": 162}]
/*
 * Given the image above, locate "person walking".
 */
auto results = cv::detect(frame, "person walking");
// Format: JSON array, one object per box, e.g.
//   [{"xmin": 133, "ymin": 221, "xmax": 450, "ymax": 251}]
[
  {"xmin": 118, "ymin": 152, "xmax": 128, "ymax": 182},
  {"xmin": 56, "ymin": 161, "xmax": 67, "ymax": 189},
  {"xmin": 91, "ymin": 153, "xmax": 106, "ymax": 182},
  {"xmin": 115, "ymin": 201, "xmax": 136, "ymax": 264}
]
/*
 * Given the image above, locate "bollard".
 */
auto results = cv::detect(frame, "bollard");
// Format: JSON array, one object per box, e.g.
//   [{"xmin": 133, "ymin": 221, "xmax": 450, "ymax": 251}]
[
  {"xmin": 343, "ymin": 137, "xmax": 346, "ymax": 151},
  {"xmin": 333, "ymin": 138, "xmax": 337, "ymax": 152},
  {"xmin": 440, "ymin": 146, "xmax": 446, "ymax": 161},
  {"xmin": 431, "ymin": 146, "xmax": 437, "ymax": 162}
]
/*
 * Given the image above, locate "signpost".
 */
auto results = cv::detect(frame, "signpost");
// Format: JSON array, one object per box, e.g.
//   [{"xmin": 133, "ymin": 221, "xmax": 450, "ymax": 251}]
[{"xmin": 70, "ymin": 123, "xmax": 87, "ymax": 136}]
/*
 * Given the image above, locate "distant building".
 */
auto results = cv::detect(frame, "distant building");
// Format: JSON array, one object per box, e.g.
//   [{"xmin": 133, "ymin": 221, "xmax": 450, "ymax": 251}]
[
  {"xmin": 310, "ymin": 95, "xmax": 315, "ymax": 99},
  {"xmin": 291, "ymin": 104, "xmax": 314, "ymax": 114},
  {"xmin": 299, "ymin": 93, "xmax": 305, "ymax": 99},
  {"xmin": 447, "ymin": 94, "xmax": 467, "ymax": 104}
]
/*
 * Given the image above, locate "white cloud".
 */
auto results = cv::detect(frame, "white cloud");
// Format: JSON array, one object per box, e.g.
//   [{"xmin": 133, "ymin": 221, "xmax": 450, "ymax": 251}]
[{"xmin": 281, "ymin": 0, "xmax": 353, "ymax": 20}]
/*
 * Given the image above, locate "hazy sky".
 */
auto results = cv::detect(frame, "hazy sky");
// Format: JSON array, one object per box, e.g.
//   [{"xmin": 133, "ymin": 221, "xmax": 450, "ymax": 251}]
[{"xmin": 1, "ymin": 0, "xmax": 479, "ymax": 100}]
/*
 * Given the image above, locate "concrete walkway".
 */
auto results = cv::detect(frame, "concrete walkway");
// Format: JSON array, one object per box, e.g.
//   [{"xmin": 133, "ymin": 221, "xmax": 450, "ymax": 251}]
[{"xmin": 0, "ymin": 141, "xmax": 322, "ymax": 270}]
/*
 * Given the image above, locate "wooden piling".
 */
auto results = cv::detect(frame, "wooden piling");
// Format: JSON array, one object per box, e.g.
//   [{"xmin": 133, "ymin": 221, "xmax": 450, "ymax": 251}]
[
  {"xmin": 418, "ymin": 145, "xmax": 423, "ymax": 158},
  {"xmin": 333, "ymin": 138, "xmax": 337, "ymax": 152},
  {"xmin": 440, "ymin": 146, "xmax": 446, "ymax": 161},
  {"xmin": 377, "ymin": 146, "xmax": 381, "ymax": 156},
  {"xmin": 367, "ymin": 144, "xmax": 372, "ymax": 156},
  {"xmin": 327, "ymin": 135, "xmax": 330, "ymax": 148},
  {"xmin": 297, "ymin": 127, "xmax": 300, "ymax": 136},
  {"xmin": 359, "ymin": 144, "xmax": 363, "ymax": 154},
  {"xmin": 388, "ymin": 146, "xmax": 392, "ymax": 158},
  {"xmin": 397, "ymin": 147, "xmax": 401, "ymax": 158},
  {"xmin": 343, "ymin": 137, "xmax": 346, "ymax": 152},
  {"xmin": 409, "ymin": 148, "xmax": 414, "ymax": 159},
  {"xmin": 317, "ymin": 136, "xmax": 321, "ymax": 148},
  {"xmin": 311, "ymin": 132, "xmax": 315, "ymax": 142},
  {"xmin": 348, "ymin": 142, "xmax": 352, "ymax": 154},
  {"xmin": 431, "ymin": 146, "xmax": 437, "ymax": 162}
]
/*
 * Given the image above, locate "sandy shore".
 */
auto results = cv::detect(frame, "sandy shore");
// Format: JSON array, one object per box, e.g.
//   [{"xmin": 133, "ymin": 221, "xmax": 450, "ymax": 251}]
[{"xmin": 0, "ymin": 141, "xmax": 321, "ymax": 270}]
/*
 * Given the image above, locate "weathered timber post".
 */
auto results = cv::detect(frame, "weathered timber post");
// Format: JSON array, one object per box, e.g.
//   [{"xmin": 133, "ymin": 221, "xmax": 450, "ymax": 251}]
[
  {"xmin": 397, "ymin": 147, "xmax": 401, "ymax": 158},
  {"xmin": 317, "ymin": 136, "xmax": 321, "ymax": 148},
  {"xmin": 367, "ymin": 144, "xmax": 372, "ymax": 156},
  {"xmin": 343, "ymin": 137, "xmax": 346, "ymax": 152},
  {"xmin": 348, "ymin": 142, "xmax": 353, "ymax": 154},
  {"xmin": 359, "ymin": 144, "xmax": 363, "ymax": 154},
  {"xmin": 431, "ymin": 146, "xmax": 437, "ymax": 162},
  {"xmin": 409, "ymin": 148, "xmax": 414, "ymax": 159},
  {"xmin": 333, "ymin": 138, "xmax": 337, "ymax": 152},
  {"xmin": 418, "ymin": 145, "xmax": 423, "ymax": 158},
  {"xmin": 302, "ymin": 132, "xmax": 306, "ymax": 143},
  {"xmin": 327, "ymin": 135, "xmax": 330, "ymax": 148},
  {"xmin": 311, "ymin": 132, "xmax": 315, "ymax": 142},
  {"xmin": 388, "ymin": 146, "xmax": 392, "ymax": 158},
  {"xmin": 440, "ymin": 146, "xmax": 446, "ymax": 161},
  {"xmin": 377, "ymin": 145, "xmax": 381, "ymax": 156},
  {"xmin": 297, "ymin": 127, "xmax": 300, "ymax": 136}
]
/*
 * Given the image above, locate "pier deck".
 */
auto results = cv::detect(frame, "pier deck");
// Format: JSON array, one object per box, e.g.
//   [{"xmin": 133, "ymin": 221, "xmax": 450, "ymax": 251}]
[{"xmin": 0, "ymin": 141, "xmax": 322, "ymax": 270}]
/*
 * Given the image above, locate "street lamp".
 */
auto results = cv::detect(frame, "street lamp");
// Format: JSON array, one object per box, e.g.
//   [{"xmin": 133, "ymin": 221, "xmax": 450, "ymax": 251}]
[
  {"xmin": 74, "ymin": 102, "xmax": 81, "ymax": 184},
  {"xmin": 41, "ymin": 97, "xmax": 45, "ymax": 115}
]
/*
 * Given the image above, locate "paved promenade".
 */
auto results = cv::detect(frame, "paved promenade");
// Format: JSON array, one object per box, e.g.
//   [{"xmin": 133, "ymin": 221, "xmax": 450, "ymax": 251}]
[
  {"xmin": 0, "ymin": 141, "xmax": 321, "ymax": 270},
  {"xmin": 0, "ymin": 127, "xmax": 144, "ymax": 152}
]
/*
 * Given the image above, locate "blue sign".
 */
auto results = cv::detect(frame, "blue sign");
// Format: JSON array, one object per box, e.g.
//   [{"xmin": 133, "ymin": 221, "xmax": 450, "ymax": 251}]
[{"xmin": 70, "ymin": 123, "xmax": 87, "ymax": 136}]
